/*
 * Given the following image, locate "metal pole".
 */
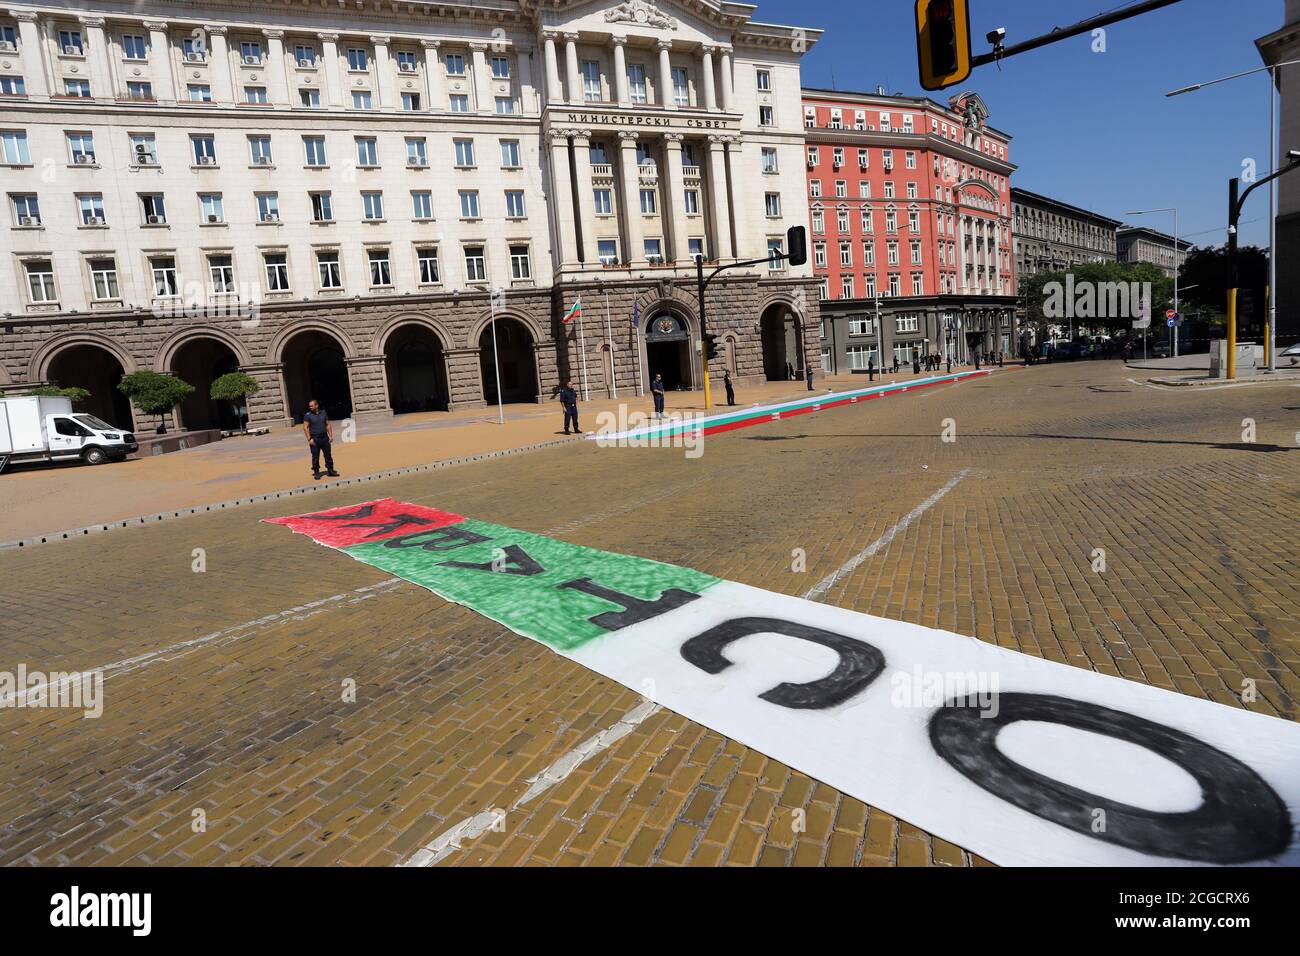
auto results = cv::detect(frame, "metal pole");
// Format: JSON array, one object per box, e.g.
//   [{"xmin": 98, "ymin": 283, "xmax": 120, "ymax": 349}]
[
  {"xmin": 696, "ymin": 256, "xmax": 712, "ymax": 410},
  {"xmin": 972, "ymin": 0, "xmax": 1185, "ymax": 69},
  {"xmin": 489, "ymin": 292, "xmax": 505, "ymax": 425},
  {"xmin": 1268, "ymin": 65, "xmax": 1278, "ymax": 372},
  {"xmin": 1228, "ymin": 178, "xmax": 1240, "ymax": 381},
  {"xmin": 578, "ymin": 310, "xmax": 589, "ymax": 403},
  {"xmin": 1174, "ymin": 208, "xmax": 1179, "ymax": 358}
]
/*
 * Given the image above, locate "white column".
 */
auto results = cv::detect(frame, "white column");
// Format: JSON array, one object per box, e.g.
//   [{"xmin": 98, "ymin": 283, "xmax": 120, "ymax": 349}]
[
  {"xmin": 470, "ymin": 41, "xmax": 491, "ymax": 113},
  {"xmin": 262, "ymin": 29, "xmax": 290, "ymax": 106},
  {"xmin": 707, "ymin": 135, "xmax": 733, "ymax": 260},
  {"xmin": 543, "ymin": 32, "xmax": 561, "ymax": 105},
  {"xmin": 517, "ymin": 45, "xmax": 535, "ymax": 114},
  {"xmin": 612, "ymin": 36, "xmax": 629, "ymax": 105},
  {"xmin": 421, "ymin": 39, "xmax": 441, "ymax": 110},
  {"xmin": 549, "ymin": 130, "xmax": 579, "ymax": 267},
  {"xmin": 571, "ymin": 129, "xmax": 598, "ymax": 264},
  {"xmin": 656, "ymin": 40, "xmax": 673, "ymax": 109},
  {"xmin": 700, "ymin": 46, "xmax": 717, "ymax": 112},
  {"xmin": 79, "ymin": 17, "xmax": 114, "ymax": 102},
  {"xmin": 209, "ymin": 26, "xmax": 235, "ymax": 104},
  {"xmin": 12, "ymin": 12, "xmax": 49, "ymax": 99},
  {"xmin": 371, "ymin": 35, "xmax": 395, "ymax": 110},
  {"xmin": 142, "ymin": 20, "xmax": 176, "ymax": 103},
  {"xmin": 618, "ymin": 131, "xmax": 645, "ymax": 266},
  {"xmin": 563, "ymin": 33, "xmax": 581, "ymax": 105},
  {"xmin": 663, "ymin": 134, "xmax": 692, "ymax": 264},
  {"xmin": 719, "ymin": 47, "xmax": 734, "ymax": 111},
  {"xmin": 723, "ymin": 136, "xmax": 747, "ymax": 257}
]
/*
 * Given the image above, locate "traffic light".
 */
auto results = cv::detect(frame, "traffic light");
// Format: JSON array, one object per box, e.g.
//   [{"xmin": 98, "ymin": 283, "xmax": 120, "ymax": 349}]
[
  {"xmin": 786, "ymin": 225, "xmax": 808, "ymax": 267},
  {"xmin": 703, "ymin": 333, "xmax": 720, "ymax": 361},
  {"xmin": 916, "ymin": 0, "xmax": 972, "ymax": 91}
]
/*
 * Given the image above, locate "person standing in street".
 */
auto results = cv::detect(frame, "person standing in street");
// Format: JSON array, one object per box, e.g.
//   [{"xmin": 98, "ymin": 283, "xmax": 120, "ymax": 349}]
[
  {"xmin": 651, "ymin": 373, "xmax": 666, "ymax": 419},
  {"xmin": 559, "ymin": 380, "xmax": 579, "ymax": 435},
  {"xmin": 723, "ymin": 370, "xmax": 736, "ymax": 406},
  {"xmin": 302, "ymin": 399, "xmax": 338, "ymax": 481}
]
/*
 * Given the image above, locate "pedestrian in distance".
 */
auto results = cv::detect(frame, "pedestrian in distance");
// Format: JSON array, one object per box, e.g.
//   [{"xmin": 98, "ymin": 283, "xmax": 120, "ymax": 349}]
[
  {"xmin": 785, "ymin": 362, "xmax": 795, "ymax": 382},
  {"xmin": 559, "ymin": 380, "xmax": 579, "ymax": 435},
  {"xmin": 723, "ymin": 370, "xmax": 736, "ymax": 406},
  {"xmin": 805, "ymin": 365, "xmax": 814, "ymax": 391},
  {"xmin": 302, "ymin": 399, "xmax": 338, "ymax": 481},
  {"xmin": 651, "ymin": 373, "xmax": 666, "ymax": 419}
]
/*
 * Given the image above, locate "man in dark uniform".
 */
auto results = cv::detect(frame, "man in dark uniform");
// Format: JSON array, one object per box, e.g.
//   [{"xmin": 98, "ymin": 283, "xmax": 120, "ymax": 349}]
[
  {"xmin": 559, "ymin": 380, "xmax": 579, "ymax": 434},
  {"xmin": 651, "ymin": 373, "xmax": 666, "ymax": 419},
  {"xmin": 723, "ymin": 370, "xmax": 736, "ymax": 406},
  {"xmin": 302, "ymin": 399, "xmax": 338, "ymax": 480}
]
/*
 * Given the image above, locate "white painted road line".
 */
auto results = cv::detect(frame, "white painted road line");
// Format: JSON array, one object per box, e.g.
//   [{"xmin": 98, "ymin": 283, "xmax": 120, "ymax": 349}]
[
  {"xmin": 801, "ymin": 468, "xmax": 971, "ymax": 602},
  {"xmin": 400, "ymin": 699, "xmax": 663, "ymax": 867}
]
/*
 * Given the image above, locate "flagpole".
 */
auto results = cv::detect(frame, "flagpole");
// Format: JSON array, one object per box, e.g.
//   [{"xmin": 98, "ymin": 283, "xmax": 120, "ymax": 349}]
[
  {"xmin": 634, "ymin": 302, "xmax": 645, "ymax": 397},
  {"xmin": 490, "ymin": 289, "xmax": 505, "ymax": 425},
  {"xmin": 578, "ymin": 309, "xmax": 590, "ymax": 403}
]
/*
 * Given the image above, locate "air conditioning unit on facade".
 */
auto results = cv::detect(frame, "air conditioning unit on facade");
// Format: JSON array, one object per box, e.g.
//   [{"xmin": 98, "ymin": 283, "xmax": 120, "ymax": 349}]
[
  {"xmin": 85, "ymin": 216, "xmax": 103, "ymax": 225},
  {"xmin": 146, "ymin": 214, "xmax": 163, "ymax": 224},
  {"xmin": 261, "ymin": 214, "xmax": 279, "ymax": 223},
  {"xmin": 255, "ymin": 156, "xmax": 272, "ymax": 165},
  {"xmin": 18, "ymin": 215, "xmax": 37, "ymax": 226},
  {"xmin": 75, "ymin": 153, "xmax": 94, "ymax": 164},
  {"xmin": 64, "ymin": 45, "xmax": 82, "ymax": 56},
  {"xmin": 185, "ymin": 51, "xmax": 206, "ymax": 63},
  {"xmin": 398, "ymin": 62, "xmax": 416, "ymax": 73},
  {"xmin": 243, "ymin": 55, "xmax": 261, "ymax": 65},
  {"xmin": 207, "ymin": 214, "xmax": 220, "ymax": 223},
  {"xmin": 407, "ymin": 156, "xmax": 424, "ymax": 166},
  {"xmin": 0, "ymin": 41, "xmax": 16, "ymax": 52},
  {"xmin": 198, "ymin": 155, "xmax": 216, "ymax": 165}
]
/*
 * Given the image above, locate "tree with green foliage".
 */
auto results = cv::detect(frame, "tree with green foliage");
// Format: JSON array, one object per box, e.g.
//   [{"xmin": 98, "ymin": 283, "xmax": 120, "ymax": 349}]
[
  {"xmin": 116, "ymin": 370, "xmax": 194, "ymax": 434},
  {"xmin": 22, "ymin": 385, "xmax": 92, "ymax": 404},
  {"xmin": 210, "ymin": 371, "xmax": 261, "ymax": 433},
  {"xmin": 1019, "ymin": 260, "xmax": 1174, "ymax": 343}
]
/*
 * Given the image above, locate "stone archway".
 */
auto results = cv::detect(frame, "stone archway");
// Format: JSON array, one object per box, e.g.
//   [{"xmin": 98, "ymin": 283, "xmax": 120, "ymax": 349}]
[
  {"xmin": 169, "ymin": 337, "xmax": 242, "ymax": 430},
  {"xmin": 45, "ymin": 344, "xmax": 135, "ymax": 429},
  {"xmin": 643, "ymin": 311, "xmax": 694, "ymax": 392},
  {"xmin": 759, "ymin": 302, "xmax": 804, "ymax": 381},
  {"xmin": 383, "ymin": 324, "xmax": 449, "ymax": 413},
  {"xmin": 479, "ymin": 317, "xmax": 538, "ymax": 405},
  {"xmin": 281, "ymin": 329, "xmax": 353, "ymax": 423}
]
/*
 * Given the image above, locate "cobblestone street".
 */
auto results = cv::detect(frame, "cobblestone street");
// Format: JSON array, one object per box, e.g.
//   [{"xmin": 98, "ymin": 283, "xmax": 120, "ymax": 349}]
[{"xmin": 1, "ymin": 361, "xmax": 1297, "ymax": 866}]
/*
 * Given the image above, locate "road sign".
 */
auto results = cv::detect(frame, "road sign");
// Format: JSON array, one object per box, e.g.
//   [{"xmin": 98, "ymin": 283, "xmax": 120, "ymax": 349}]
[
  {"xmin": 1168, "ymin": 318, "xmax": 1176, "ymax": 327},
  {"xmin": 1166, "ymin": 309, "xmax": 1177, "ymax": 320}
]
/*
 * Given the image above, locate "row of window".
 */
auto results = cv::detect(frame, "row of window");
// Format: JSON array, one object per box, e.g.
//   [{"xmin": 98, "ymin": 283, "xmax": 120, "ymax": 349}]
[
  {"xmin": 0, "ymin": 129, "xmax": 526, "ymax": 171},
  {"xmin": 811, "ymin": 204, "xmax": 1006, "ymax": 243},
  {"xmin": 816, "ymin": 272, "xmax": 1010, "ymax": 301},
  {"xmin": 807, "ymin": 148, "xmax": 1008, "ymax": 195},
  {"xmin": 18, "ymin": 241, "xmax": 541, "ymax": 307},
  {"xmin": 7, "ymin": 185, "xmax": 529, "ymax": 228},
  {"xmin": 803, "ymin": 105, "xmax": 1009, "ymax": 159}
]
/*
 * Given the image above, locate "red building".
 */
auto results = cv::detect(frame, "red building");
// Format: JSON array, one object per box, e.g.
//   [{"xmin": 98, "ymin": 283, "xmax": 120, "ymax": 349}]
[{"xmin": 801, "ymin": 88, "xmax": 1020, "ymax": 371}]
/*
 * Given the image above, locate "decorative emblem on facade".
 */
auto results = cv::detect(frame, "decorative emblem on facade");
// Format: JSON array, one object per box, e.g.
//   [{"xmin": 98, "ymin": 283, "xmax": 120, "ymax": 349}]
[
  {"xmin": 949, "ymin": 91, "xmax": 988, "ymax": 130},
  {"xmin": 605, "ymin": 0, "xmax": 678, "ymax": 30}
]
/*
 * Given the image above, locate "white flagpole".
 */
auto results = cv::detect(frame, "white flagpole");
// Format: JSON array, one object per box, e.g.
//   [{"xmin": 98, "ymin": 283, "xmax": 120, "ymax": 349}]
[
  {"xmin": 635, "ymin": 307, "xmax": 645, "ymax": 397},
  {"xmin": 578, "ymin": 305, "xmax": 590, "ymax": 402}
]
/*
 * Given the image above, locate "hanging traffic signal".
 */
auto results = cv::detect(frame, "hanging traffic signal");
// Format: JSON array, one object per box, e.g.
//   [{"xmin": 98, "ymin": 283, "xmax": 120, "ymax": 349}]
[
  {"xmin": 786, "ymin": 225, "xmax": 808, "ymax": 267},
  {"xmin": 703, "ymin": 333, "xmax": 720, "ymax": 361},
  {"xmin": 917, "ymin": 0, "xmax": 972, "ymax": 91}
]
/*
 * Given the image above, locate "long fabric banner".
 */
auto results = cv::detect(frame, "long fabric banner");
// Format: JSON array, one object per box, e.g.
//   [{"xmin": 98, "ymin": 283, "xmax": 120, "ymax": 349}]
[{"xmin": 266, "ymin": 499, "xmax": 1300, "ymax": 866}]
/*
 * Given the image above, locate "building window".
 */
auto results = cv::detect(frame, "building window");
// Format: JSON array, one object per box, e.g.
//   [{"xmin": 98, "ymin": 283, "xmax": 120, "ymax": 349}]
[
  {"xmin": 765, "ymin": 193, "xmax": 780, "ymax": 218},
  {"xmin": 849, "ymin": 316, "xmax": 874, "ymax": 336},
  {"xmin": 59, "ymin": 30, "xmax": 84, "ymax": 55},
  {"xmin": 811, "ymin": 206, "xmax": 824, "ymax": 234},
  {"xmin": 639, "ymin": 189, "xmax": 657, "ymax": 215},
  {"xmin": 459, "ymin": 190, "xmax": 480, "ymax": 219},
  {"xmin": 310, "ymin": 191, "xmax": 333, "ymax": 222},
  {"xmin": 401, "ymin": 92, "xmax": 421, "ymax": 111},
  {"xmin": 454, "ymin": 138, "xmax": 475, "ymax": 167},
  {"xmin": 199, "ymin": 193, "xmax": 225, "ymax": 223},
  {"xmin": 810, "ymin": 180, "xmax": 821, "ymax": 198},
  {"xmin": 68, "ymin": 132, "xmax": 96, "ymax": 164},
  {"xmin": 510, "ymin": 244, "xmax": 531, "ymax": 280},
  {"xmin": 491, "ymin": 55, "xmax": 510, "ymax": 79},
  {"xmin": 684, "ymin": 190, "xmax": 700, "ymax": 215},
  {"xmin": 412, "ymin": 190, "xmax": 433, "ymax": 219},
  {"xmin": 688, "ymin": 238, "xmax": 704, "ymax": 261},
  {"xmin": 449, "ymin": 94, "xmax": 469, "ymax": 112},
  {"xmin": 761, "ymin": 147, "xmax": 778, "ymax": 173},
  {"xmin": 347, "ymin": 47, "xmax": 369, "ymax": 71},
  {"xmin": 756, "ymin": 68, "xmax": 771, "ymax": 91},
  {"xmin": 65, "ymin": 78, "xmax": 91, "ymax": 97},
  {"xmin": 912, "ymin": 274, "xmax": 924, "ymax": 296},
  {"xmin": 317, "ymin": 250, "xmax": 342, "ymax": 288},
  {"xmin": 464, "ymin": 245, "xmax": 487, "ymax": 282},
  {"xmin": 804, "ymin": 106, "xmax": 817, "ymax": 128},
  {"xmin": 87, "ymin": 257, "xmax": 119, "ymax": 300},
  {"xmin": 208, "ymin": 254, "xmax": 235, "ymax": 294},
  {"xmin": 910, "ymin": 240, "xmax": 923, "ymax": 264},
  {"xmin": 594, "ymin": 189, "xmax": 613, "ymax": 216},
  {"xmin": 840, "ymin": 242, "xmax": 852, "ymax": 267},
  {"xmin": 837, "ymin": 207, "xmax": 849, "ymax": 233},
  {"xmin": 129, "ymin": 132, "xmax": 157, "ymax": 165},
  {"xmin": 187, "ymin": 84, "xmax": 212, "ymax": 102},
  {"xmin": 841, "ymin": 276, "xmax": 854, "ymax": 299},
  {"xmin": 181, "ymin": 36, "xmax": 205, "ymax": 60},
  {"xmin": 304, "ymin": 136, "xmax": 327, "ymax": 166},
  {"xmin": 295, "ymin": 45, "xmax": 317, "ymax": 66},
  {"xmin": 813, "ymin": 242, "xmax": 826, "ymax": 267},
  {"xmin": 78, "ymin": 193, "xmax": 106, "ymax": 225},
  {"xmin": 672, "ymin": 67, "xmax": 689, "ymax": 106},
  {"xmin": 445, "ymin": 53, "xmax": 465, "ymax": 75},
  {"xmin": 351, "ymin": 90, "xmax": 373, "ymax": 110},
  {"xmin": 495, "ymin": 97, "xmax": 515, "ymax": 114},
  {"xmin": 644, "ymin": 239, "xmax": 663, "ymax": 264},
  {"xmin": 817, "ymin": 278, "xmax": 828, "ymax": 300},
  {"xmin": 396, "ymin": 51, "xmax": 418, "ymax": 72},
  {"xmin": 407, "ymin": 138, "xmax": 428, "ymax": 166},
  {"xmin": 889, "ymin": 273, "xmax": 901, "ymax": 296},
  {"xmin": 25, "ymin": 259, "xmax": 56, "ymax": 302},
  {"xmin": 417, "ymin": 247, "xmax": 440, "ymax": 284},
  {"xmin": 807, "ymin": 146, "xmax": 819, "ymax": 166},
  {"xmin": 598, "ymin": 239, "xmax": 619, "ymax": 265},
  {"xmin": 240, "ymin": 41, "xmax": 264, "ymax": 63},
  {"xmin": 0, "ymin": 76, "xmax": 25, "ymax": 95},
  {"xmin": 356, "ymin": 137, "xmax": 379, "ymax": 166},
  {"xmin": 767, "ymin": 237, "xmax": 785, "ymax": 270},
  {"xmin": 12, "ymin": 193, "xmax": 41, "ymax": 224},
  {"xmin": 896, "ymin": 314, "xmax": 919, "ymax": 333},
  {"xmin": 863, "ymin": 240, "xmax": 875, "ymax": 265},
  {"xmin": 503, "ymin": 190, "xmax": 526, "ymax": 218},
  {"xmin": 150, "ymin": 256, "xmax": 177, "ymax": 297},
  {"xmin": 368, "ymin": 248, "xmax": 392, "ymax": 287},
  {"xmin": 264, "ymin": 252, "xmax": 290, "ymax": 292},
  {"xmin": 500, "ymin": 140, "xmax": 521, "ymax": 167},
  {"xmin": 248, "ymin": 135, "xmax": 273, "ymax": 165},
  {"xmin": 244, "ymin": 86, "xmax": 268, "ymax": 104},
  {"xmin": 191, "ymin": 134, "xmax": 216, "ymax": 165},
  {"xmin": 1, "ymin": 130, "xmax": 29, "ymax": 164},
  {"xmin": 362, "ymin": 191, "xmax": 384, "ymax": 221},
  {"xmin": 256, "ymin": 193, "xmax": 279, "ymax": 222},
  {"xmin": 628, "ymin": 64, "xmax": 646, "ymax": 104}
]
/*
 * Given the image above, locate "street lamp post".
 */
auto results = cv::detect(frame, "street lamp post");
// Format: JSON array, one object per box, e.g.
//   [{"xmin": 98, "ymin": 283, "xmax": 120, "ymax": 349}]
[
  {"xmin": 1126, "ymin": 207, "xmax": 1179, "ymax": 356},
  {"xmin": 1168, "ymin": 56, "xmax": 1300, "ymax": 372}
]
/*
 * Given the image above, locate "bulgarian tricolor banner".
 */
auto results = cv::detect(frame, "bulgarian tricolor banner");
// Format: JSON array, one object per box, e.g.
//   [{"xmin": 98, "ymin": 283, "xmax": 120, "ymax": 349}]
[
  {"xmin": 266, "ymin": 497, "xmax": 1300, "ymax": 867},
  {"xmin": 562, "ymin": 297, "xmax": 582, "ymax": 325}
]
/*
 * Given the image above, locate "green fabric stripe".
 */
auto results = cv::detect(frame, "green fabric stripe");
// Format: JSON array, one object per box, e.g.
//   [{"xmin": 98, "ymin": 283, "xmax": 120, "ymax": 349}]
[{"xmin": 344, "ymin": 518, "xmax": 721, "ymax": 651}]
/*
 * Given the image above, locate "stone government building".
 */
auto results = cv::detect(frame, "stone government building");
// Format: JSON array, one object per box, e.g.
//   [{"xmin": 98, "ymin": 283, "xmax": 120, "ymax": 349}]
[{"xmin": 0, "ymin": 0, "xmax": 821, "ymax": 431}]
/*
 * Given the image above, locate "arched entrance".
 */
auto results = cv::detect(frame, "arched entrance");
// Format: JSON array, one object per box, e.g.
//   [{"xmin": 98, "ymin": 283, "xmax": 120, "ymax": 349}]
[
  {"xmin": 760, "ymin": 304, "xmax": 804, "ymax": 381},
  {"xmin": 384, "ymin": 325, "xmax": 448, "ymax": 413},
  {"xmin": 479, "ymin": 318, "xmax": 538, "ymax": 405},
  {"xmin": 46, "ymin": 344, "xmax": 133, "ymax": 429},
  {"xmin": 171, "ymin": 337, "xmax": 241, "ymax": 430},
  {"xmin": 281, "ymin": 330, "xmax": 352, "ymax": 423},
  {"xmin": 644, "ymin": 313, "xmax": 693, "ymax": 391}
]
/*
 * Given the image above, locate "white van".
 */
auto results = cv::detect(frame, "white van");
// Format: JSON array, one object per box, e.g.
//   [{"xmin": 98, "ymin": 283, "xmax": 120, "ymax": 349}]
[{"xmin": 0, "ymin": 396, "xmax": 138, "ymax": 471}]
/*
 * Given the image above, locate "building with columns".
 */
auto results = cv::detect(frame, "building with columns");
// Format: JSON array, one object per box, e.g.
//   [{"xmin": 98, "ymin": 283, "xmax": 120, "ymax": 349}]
[
  {"xmin": 0, "ymin": 0, "xmax": 821, "ymax": 434},
  {"xmin": 1115, "ymin": 225, "xmax": 1191, "ymax": 278},
  {"xmin": 803, "ymin": 88, "xmax": 1020, "ymax": 373},
  {"xmin": 1011, "ymin": 187, "xmax": 1120, "ymax": 287}
]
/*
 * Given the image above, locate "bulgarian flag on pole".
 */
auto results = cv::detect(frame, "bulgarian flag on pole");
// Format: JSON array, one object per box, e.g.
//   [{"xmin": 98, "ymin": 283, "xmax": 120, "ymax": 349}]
[{"xmin": 562, "ymin": 297, "xmax": 583, "ymax": 325}]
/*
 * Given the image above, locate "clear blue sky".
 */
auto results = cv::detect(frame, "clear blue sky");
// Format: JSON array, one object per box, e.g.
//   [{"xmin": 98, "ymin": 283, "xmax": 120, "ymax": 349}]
[{"xmin": 760, "ymin": 0, "xmax": 1284, "ymax": 249}]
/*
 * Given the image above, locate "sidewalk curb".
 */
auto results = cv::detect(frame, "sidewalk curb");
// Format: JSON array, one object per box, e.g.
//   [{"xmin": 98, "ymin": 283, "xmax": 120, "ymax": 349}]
[{"xmin": 0, "ymin": 436, "xmax": 580, "ymax": 552}]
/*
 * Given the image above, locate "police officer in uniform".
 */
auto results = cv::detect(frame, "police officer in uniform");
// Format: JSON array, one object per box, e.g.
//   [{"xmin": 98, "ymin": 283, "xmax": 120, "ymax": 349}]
[
  {"xmin": 302, "ymin": 399, "xmax": 338, "ymax": 480},
  {"xmin": 559, "ymin": 380, "xmax": 579, "ymax": 435}
]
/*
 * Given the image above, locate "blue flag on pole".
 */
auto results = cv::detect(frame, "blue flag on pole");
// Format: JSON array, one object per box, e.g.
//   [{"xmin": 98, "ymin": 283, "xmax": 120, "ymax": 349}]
[{"xmin": 632, "ymin": 300, "xmax": 639, "ymax": 335}]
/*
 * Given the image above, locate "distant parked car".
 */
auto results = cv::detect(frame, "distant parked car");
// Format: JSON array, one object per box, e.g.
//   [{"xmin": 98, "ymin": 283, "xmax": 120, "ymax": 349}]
[
  {"xmin": 1151, "ymin": 342, "xmax": 1171, "ymax": 358},
  {"xmin": 1279, "ymin": 342, "xmax": 1300, "ymax": 367}
]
